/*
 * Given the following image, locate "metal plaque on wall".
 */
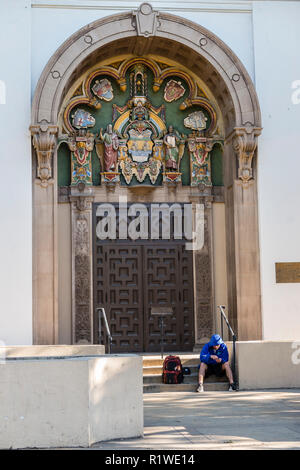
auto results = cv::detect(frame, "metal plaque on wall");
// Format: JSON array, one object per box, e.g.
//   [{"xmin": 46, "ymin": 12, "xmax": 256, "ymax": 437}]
[{"xmin": 275, "ymin": 262, "xmax": 300, "ymax": 283}]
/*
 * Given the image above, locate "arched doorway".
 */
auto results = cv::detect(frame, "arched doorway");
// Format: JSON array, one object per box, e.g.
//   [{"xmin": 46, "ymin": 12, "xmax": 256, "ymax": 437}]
[{"xmin": 31, "ymin": 4, "xmax": 262, "ymax": 348}]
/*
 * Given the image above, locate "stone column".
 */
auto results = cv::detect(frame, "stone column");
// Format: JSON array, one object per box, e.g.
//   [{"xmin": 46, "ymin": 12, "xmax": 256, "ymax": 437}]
[
  {"xmin": 190, "ymin": 190, "xmax": 215, "ymax": 348},
  {"xmin": 31, "ymin": 124, "xmax": 59, "ymax": 344},
  {"xmin": 224, "ymin": 125, "xmax": 262, "ymax": 340},
  {"xmin": 70, "ymin": 187, "xmax": 94, "ymax": 344}
]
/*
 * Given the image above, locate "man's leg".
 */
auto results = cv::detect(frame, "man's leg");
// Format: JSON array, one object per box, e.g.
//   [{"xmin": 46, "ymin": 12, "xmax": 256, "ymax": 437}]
[
  {"xmin": 196, "ymin": 362, "xmax": 207, "ymax": 392},
  {"xmin": 222, "ymin": 362, "xmax": 235, "ymax": 388}
]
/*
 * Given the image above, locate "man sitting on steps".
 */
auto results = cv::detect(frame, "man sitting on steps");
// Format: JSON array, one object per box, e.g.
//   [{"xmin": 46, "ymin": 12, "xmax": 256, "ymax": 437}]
[{"xmin": 196, "ymin": 334, "xmax": 236, "ymax": 392}]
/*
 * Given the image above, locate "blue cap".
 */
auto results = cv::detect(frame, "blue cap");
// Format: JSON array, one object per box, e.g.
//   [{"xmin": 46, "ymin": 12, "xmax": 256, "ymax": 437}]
[{"xmin": 209, "ymin": 334, "xmax": 223, "ymax": 346}]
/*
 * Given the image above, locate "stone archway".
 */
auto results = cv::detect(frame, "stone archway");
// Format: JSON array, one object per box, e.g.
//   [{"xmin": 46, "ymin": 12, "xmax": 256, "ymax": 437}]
[{"xmin": 31, "ymin": 4, "xmax": 262, "ymax": 345}]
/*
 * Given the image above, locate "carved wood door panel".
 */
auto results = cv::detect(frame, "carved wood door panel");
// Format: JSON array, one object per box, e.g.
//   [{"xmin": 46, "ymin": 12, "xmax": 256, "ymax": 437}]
[
  {"xmin": 94, "ymin": 244, "xmax": 144, "ymax": 352},
  {"xmin": 94, "ymin": 242, "xmax": 194, "ymax": 353},
  {"xmin": 93, "ymin": 202, "xmax": 195, "ymax": 353},
  {"xmin": 143, "ymin": 245, "xmax": 194, "ymax": 352}
]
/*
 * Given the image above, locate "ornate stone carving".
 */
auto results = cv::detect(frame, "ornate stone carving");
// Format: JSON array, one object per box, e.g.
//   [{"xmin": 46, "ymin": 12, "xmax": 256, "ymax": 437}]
[
  {"xmin": 187, "ymin": 137, "xmax": 214, "ymax": 187},
  {"xmin": 193, "ymin": 205, "xmax": 214, "ymax": 344},
  {"xmin": 184, "ymin": 111, "xmax": 207, "ymax": 132},
  {"xmin": 163, "ymin": 125, "xmax": 185, "ymax": 171},
  {"xmin": 70, "ymin": 190, "xmax": 94, "ymax": 344},
  {"xmin": 99, "ymin": 124, "xmax": 119, "ymax": 172},
  {"xmin": 132, "ymin": 3, "xmax": 159, "ymax": 37},
  {"xmin": 71, "ymin": 196, "xmax": 93, "ymax": 212},
  {"xmin": 232, "ymin": 126, "xmax": 262, "ymax": 183},
  {"xmin": 164, "ymin": 80, "xmax": 185, "ymax": 102},
  {"xmin": 196, "ymin": 303, "xmax": 213, "ymax": 341},
  {"xmin": 74, "ymin": 213, "xmax": 91, "ymax": 343},
  {"xmin": 31, "ymin": 124, "xmax": 58, "ymax": 186}
]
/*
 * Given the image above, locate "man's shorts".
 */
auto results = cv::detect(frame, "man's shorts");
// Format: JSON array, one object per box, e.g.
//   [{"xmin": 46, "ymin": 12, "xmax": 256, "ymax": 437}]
[{"xmin": 204, "ymin": 362, "xmax": 225, "ymax": 378}]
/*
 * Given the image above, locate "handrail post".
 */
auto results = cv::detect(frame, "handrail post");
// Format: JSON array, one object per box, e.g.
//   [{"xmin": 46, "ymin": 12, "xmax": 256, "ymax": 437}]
[
  {"xmin": 232, "ymin": 333, "xmax": 236, "ymax": 387},
  {"xmin": 218, "ymin": 305, "xmax": 238, "ymax": 390},
  {"xmin": 221, "ymin": 311, "xmax": 224, "ymax": 340},
  {"xmin": 97, "ymin": 307, "xmax": 113, "ymax": 354}
]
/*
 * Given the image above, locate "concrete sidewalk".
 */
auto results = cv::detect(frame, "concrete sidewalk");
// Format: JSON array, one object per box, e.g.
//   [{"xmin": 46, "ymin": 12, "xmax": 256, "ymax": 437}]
[{"xmin": 93, "ymin": 389, "xmax": 300, "ymax": 450}]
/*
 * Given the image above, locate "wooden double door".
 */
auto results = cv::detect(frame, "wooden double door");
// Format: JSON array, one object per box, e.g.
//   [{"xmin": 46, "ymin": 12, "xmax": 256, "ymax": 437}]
[
  {"xmin": 93, "ymin": 203, "xmax": 195, "ymax": 353},
  {"xmin": 93, "ymin": 242, "xmax": 195, "ymax": 353}
]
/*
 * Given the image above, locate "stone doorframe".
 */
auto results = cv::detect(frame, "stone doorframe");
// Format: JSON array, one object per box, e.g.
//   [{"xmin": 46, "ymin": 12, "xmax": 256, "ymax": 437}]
[{"xmin": 30, "ymin": 4, "xmax": 262, "ymax": 344}]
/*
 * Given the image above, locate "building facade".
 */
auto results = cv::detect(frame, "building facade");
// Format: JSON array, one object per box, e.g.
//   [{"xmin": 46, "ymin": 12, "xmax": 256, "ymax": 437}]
[{"xmin": 1, "ymin": 0, "xmax": 300, "ymax": 349}]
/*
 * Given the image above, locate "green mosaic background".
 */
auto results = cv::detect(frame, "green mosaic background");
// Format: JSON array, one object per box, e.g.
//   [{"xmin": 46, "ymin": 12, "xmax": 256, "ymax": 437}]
[{"xmin": 58, "ymin": 67, "xmax": 223, "ymax": 187}]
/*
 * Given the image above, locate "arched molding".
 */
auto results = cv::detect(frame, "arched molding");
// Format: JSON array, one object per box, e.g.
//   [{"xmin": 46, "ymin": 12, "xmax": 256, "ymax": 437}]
[{"xmin": 31, "ymin": 10, "xmax": 261, "ymax": 132}]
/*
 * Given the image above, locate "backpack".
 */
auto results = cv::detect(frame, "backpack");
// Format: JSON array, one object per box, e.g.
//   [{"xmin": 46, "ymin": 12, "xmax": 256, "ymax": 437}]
[{"xmin": 162, "ymin": 355, "xmax": 184, "ymax": 384}]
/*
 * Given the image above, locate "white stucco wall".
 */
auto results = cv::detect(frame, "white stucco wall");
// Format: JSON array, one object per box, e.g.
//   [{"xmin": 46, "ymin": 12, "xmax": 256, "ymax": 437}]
[
  {"xmin": 30, "ymin": 0, "xmax": 255, "ymax": 94},
  {"xmin": 253, "ymin": 1, "xmax": 300, "ymax": 340},
  {"xmin": 0, "ymin": 0, "xmax": 32, "ymax": 345}
]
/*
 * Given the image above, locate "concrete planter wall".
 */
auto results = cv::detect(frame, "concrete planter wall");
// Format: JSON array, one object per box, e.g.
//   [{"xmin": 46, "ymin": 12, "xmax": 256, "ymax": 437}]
[
  {"xmin": 0, "ymin": 354, "xmax": 143, "ymax": 449},
  {"xmin": 237, "ymin": 341, "xmax": 300, "ymax": 390}
]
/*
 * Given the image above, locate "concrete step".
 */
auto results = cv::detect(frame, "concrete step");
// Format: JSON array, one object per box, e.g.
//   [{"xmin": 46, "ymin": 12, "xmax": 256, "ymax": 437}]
[
  {"xmin": 143, "ymin": 382, "xmax": 229, "ymax": 393},
  {"xmin": 143, "ymin": 373, "xmax": 227, "ymax": 385},
  {"xmin": 142, "ymin": 352, "xmax": 232, "ymax": 393},
  {"xmin": 143, "ymin": 355, "xmax": 200, "ymax": 368},
  {"xmin": 143, "ymin": 364, "xmax": 200, "ymax": 375}
]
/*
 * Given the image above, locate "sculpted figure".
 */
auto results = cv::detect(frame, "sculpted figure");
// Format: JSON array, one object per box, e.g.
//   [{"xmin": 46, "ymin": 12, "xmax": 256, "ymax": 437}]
[
  {"xmin": 100, "ymin": 124, "xmax": 119, "ymax": 172},
  {"xmin": 163, "ymin": 125, "xmax": 182, "ymax": 171}
]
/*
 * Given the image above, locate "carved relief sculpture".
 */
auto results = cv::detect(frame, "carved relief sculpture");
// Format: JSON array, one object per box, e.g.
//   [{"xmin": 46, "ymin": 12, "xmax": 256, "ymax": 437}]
[
  {"xmin": 92, "ymin": 78, "xmax": 114, "ymax": 102},
  {"xmin": 163, "ymin": 125, "xmax": 185, "ymax": 184},
  {"xmin": 31, "ymin": 124, "xmax": 58, "ymax": 186},
  {"xmin": 113, "ymin": 64, "xmax": 165, "ymax": 184},
  {"xmin": 184, "ymin": 110, "xmax": 213, "ymax": 187},
  {"xmin": 62, "ymin": 58, "xmax": 218, "ymax": 189},
  {"xmin": 100, "ymin": 124, "xmax": 119, "ymax": 171},
  {"xmin": 164, "ymin": 80, "xmax": 185, "ymax": 102},
  {"xmin": 232, "ymin": 125, "xmax": 261, "ymax": 184},
  {"xmin": 67, "ymin": 109, "xmax": 96, "ymax": 186},
  {"xmin": 187, "ymin": 137, "xmax": 213, "ymax": 187},
  {"xmin": 184, "ymin": 110, "xmax": 207, "ymax": 131},
  {"xmin": 72, "ymin": 209, "xmax": 93, "ymax": 344}
]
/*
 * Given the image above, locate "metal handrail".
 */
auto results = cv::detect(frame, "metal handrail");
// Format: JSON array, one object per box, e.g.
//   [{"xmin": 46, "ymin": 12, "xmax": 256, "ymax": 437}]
[
  {"xmin": 218, "ymin": 305, "xmax": 238, "ymax": 389},
  {"xmin": 97, "ymin": 307, "xmax": 113, "ymax": 354}
]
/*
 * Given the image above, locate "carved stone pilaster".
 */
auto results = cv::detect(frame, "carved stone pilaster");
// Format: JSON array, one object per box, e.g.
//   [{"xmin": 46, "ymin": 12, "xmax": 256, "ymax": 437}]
[
  {"xmin": 132, "ymin": 3, "xmax": 160, "ymax": 37},
  {"xmin": 30, "ymin": 124, "xmax": 58, "ymax": 187},
  {"xmin": 189, "ymin": 195, "xmax": 214, "ymax": 347},
  {"xmin": 231, "ymin": 125, "xmax": 262, "ymax": 184},
  {"xmin": 70, "ymin": 188, "xmax": 94, "ymax": 344}
]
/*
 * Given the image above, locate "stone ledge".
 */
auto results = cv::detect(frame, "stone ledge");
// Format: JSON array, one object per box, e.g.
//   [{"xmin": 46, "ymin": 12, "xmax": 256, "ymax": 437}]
[{"xmin": 0, "ymin": 344, "xmax": 105, "ymax": 358}]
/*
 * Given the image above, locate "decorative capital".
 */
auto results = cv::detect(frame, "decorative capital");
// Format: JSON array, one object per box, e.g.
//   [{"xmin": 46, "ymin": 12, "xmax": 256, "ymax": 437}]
[
  {"xmin": 70, "ymin": 186, "xmax": 94, "ymax": 212},
  {"xmin": 70, "ymin": 196, "xmax": 93, "ymax": 212},
  {"xmin": 132, "ymin": 3, "xmax": 159, "ymax": 37},
  {"xmin": 231, "ymin": 125, "xmax": 262, "ymax": 184},
  {"xmin": 30, "ymin": 124, "xmax": 58, "ymax": 187}
]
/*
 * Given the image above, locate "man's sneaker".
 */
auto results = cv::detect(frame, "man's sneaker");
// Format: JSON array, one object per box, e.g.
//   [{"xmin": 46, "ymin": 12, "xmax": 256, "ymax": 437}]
[
  {"xmin": 228, "ymin": 383, "xmax": 236, "ymax": 392},
  {"xmin": 196, "ymin": 384, "xmax": 204, "ymax": 393}
]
